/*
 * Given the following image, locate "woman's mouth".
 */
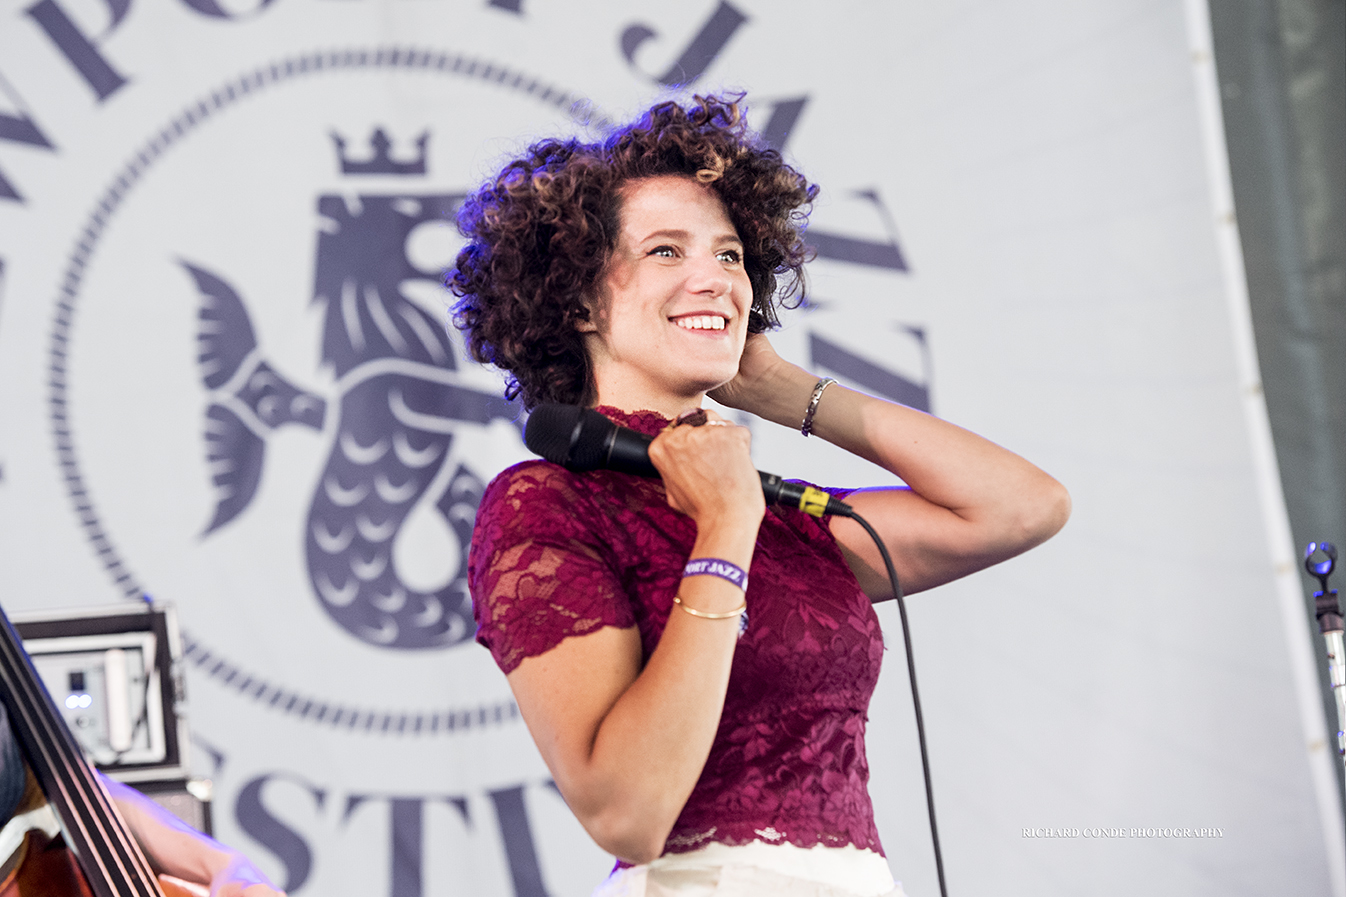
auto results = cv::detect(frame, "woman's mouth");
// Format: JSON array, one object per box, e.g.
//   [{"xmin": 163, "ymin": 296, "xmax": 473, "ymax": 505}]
[{"xmin": 672, "ymin": 314, "xmax": 728, "ymax": 331}]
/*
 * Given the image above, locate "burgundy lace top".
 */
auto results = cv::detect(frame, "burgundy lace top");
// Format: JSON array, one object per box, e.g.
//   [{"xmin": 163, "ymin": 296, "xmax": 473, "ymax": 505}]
[{"xmin": 469, "ymin": 407, "xmax": 886, "ymax": 858}]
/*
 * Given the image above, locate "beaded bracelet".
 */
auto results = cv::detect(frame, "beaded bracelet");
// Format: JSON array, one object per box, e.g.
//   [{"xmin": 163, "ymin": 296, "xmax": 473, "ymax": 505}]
[{"xmin": 800, "ymin": 377, "xmax": 837, "ymax": 437}]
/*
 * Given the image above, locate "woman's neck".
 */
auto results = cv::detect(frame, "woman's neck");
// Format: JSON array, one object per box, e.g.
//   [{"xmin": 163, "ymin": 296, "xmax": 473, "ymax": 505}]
[{"xmin": 591, "ymin": 388, "xmax": 705, "ymax": 421}]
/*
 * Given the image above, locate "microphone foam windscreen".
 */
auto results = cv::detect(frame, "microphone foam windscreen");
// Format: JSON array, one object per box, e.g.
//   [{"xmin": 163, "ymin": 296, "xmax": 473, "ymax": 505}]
[
  {"xmin": 565, "ymin": 408, "xmax": 619, "ymax": 472},
  {"xmin": 523, "ymin": 403, "xmax": 583, "ymax": 465}
]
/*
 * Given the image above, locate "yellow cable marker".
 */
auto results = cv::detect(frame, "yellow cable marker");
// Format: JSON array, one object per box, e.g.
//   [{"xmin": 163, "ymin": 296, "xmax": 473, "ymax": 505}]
[{"xmin": 798, "ymin": 486, "xmax": 831, "ymax": 518}]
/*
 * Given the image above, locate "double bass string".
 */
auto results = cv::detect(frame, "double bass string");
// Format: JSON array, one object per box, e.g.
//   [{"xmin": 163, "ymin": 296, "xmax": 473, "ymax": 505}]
[{"xmin": 0, "ymin": 608, "xmax": 162, "ymax": 897}]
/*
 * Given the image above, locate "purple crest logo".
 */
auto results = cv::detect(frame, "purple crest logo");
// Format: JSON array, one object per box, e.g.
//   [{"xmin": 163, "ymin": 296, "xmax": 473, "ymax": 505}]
[
  {"xmin": 184, "ymin": 136, "xmax": 519, "ymax": 648},
  {"xmin": 46, "ymin": 50, "xmax": 607, "ymax": 681}
]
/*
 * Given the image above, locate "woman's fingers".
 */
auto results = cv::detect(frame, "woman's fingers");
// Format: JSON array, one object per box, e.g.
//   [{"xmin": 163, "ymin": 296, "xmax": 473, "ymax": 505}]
[
  {"xmin": 649, "ymin": 410, "xmax": 762, "ymax": 525},
  {"xmin": 707, "ymin": 332, "xmax": 787, "ymax": 411}
]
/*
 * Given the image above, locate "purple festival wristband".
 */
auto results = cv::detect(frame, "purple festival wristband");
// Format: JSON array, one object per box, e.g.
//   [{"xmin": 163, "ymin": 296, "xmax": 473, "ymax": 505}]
[{"xmin": 682, "ymin": 558, "xmax": 749, "ymax": 592}]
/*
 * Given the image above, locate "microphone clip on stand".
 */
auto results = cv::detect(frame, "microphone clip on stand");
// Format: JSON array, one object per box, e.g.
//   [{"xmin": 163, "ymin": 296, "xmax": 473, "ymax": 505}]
[{"xmin": 1305, "ymin": 541, "xmax": 1346, "ymax": 784}]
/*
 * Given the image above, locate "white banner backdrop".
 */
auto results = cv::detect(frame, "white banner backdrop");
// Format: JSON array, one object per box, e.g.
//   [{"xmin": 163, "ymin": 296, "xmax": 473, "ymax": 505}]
[{"xmin": 0, "ymin": 1, "xmax": 1339, "ymax": 895}]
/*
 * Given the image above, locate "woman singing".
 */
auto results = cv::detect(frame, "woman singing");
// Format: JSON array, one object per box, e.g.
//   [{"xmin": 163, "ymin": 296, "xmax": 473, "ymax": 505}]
[{"xmin": 450, "ymin": 95, "xmax": 1069, "ymax": 897}]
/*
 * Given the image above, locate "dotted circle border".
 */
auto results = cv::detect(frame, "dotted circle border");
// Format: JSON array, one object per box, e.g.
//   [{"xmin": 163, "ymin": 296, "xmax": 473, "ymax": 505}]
[
  {"xmin": 47, "ymin": 47, "xmax": 607, "ymax": 735},
  {"xmin": 182, "ymin": 637, "xmax": 519, "ymax": 735}
]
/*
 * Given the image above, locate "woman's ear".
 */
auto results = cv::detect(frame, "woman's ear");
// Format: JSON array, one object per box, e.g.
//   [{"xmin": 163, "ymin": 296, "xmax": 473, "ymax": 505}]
[{"xmin": 575, "ymin": 292, "xmax": 604, "ymax": 334}]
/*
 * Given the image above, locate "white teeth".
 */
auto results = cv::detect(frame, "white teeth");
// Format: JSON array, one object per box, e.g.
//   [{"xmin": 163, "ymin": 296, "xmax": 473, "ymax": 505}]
[{"xmin": 675, "ymin": 315, "xmax": 726, "ymax": 331}]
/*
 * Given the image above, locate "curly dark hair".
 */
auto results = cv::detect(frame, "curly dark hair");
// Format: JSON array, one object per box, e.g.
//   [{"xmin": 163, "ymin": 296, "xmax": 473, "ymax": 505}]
[{"xmin": 447, "ymin": 94, "xmax": 818, "ymax": 410}]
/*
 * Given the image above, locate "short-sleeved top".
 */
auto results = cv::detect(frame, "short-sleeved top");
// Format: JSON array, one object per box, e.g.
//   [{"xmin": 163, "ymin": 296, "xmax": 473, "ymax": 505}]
[{"xmin": 469, "ymin": 406, "xmax": 886, "ymax": 857}]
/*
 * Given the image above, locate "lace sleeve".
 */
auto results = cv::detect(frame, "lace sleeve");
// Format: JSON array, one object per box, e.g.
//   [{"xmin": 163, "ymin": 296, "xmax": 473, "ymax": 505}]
[{"xmin": 469, "ymin": 461, "xmax": 636, "ymax": 674}]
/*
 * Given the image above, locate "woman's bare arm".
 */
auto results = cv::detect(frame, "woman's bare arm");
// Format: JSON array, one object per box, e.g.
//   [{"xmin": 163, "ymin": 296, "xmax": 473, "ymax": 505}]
[
  {"xmin": 504, "ymin": 412, "xmax": 764, "ymax": 864},
  {"xmin": 712, "ymin": 334, "xmax": 1070, "ymax": 598}
]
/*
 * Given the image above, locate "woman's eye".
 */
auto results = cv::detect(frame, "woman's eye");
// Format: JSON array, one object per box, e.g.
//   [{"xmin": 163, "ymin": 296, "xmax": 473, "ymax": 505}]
[
  {"xmin": 717, "ymin": 249, "xmax": 743, "ymax": 264},
  {"xmin": 650, "ymin": 245, "xmax": 676, "ymax": 258}
]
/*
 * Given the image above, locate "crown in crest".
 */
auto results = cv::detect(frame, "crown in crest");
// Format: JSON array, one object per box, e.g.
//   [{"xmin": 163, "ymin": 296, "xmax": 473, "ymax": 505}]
[{"xmin": 331, "ymin": 128, "xmax": 429, "ymax": 175}]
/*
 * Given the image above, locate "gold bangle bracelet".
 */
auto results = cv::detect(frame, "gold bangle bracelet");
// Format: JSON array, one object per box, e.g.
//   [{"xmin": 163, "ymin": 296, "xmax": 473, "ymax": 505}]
[{"xmin": 673, "ymin": 596, "xmax": 747, "ymax": 620}]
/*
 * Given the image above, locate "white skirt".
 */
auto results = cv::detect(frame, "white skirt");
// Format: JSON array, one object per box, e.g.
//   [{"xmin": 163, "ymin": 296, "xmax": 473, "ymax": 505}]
[{"xmin": 591, "ymin": 842, "xmax": 906, "ymax": 897}]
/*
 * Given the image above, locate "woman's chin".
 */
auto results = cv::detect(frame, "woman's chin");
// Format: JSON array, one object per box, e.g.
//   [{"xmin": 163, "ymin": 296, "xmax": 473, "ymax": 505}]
[{"xmin": 689, "ymin": 368, "xmax": 739, "ymax": 399}]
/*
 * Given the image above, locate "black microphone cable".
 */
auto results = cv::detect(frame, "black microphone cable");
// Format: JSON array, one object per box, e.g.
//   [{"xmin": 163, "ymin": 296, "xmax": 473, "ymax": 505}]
[{"xmin": 829, "ymin": 503, "xmax": 948, "ymax": 897}]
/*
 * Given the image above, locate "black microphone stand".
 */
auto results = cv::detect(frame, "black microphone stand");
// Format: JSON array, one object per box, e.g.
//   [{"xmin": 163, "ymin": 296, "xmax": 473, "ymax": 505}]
[{"xmin": 1306, "ymin": 542, "xmax": 1346, "ymax": 785}]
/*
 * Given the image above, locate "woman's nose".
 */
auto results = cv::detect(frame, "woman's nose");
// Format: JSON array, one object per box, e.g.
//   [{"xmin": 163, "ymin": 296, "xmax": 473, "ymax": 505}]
[{"xmin": 686, "ymin": 253, "xmax": 732, "ymax": 296}]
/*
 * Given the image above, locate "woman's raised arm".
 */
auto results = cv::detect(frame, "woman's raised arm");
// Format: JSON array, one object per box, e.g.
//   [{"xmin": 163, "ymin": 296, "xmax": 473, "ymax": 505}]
[{"xmin": 712, "ymin": 334, "xmax": 1071, "ymax": 599}]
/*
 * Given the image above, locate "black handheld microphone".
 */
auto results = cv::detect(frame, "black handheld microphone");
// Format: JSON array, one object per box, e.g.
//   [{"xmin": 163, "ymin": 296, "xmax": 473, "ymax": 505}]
[{"xmin": 523, "ymin": 404, "xmax": 853, "ymax": 519}]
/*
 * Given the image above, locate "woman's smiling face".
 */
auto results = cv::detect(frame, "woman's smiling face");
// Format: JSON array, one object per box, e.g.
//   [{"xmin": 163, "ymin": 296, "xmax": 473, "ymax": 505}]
[{"xmin": 582, "ymin": 175, "xmax": 753, "ymax": 416}]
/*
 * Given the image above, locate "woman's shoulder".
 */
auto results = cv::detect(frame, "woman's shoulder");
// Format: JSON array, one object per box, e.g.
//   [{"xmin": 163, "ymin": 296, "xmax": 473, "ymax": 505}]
[
  {"xmin": 481, "ymin": 458, "xmax": 588, "ymax": 505},
  {"xmin": 475, "ymin": 459, "xmax": 611, "ymax": 540},
  {"xmin": 484, "ymin": 457, "xmax": 561, "ymax": 486}
]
